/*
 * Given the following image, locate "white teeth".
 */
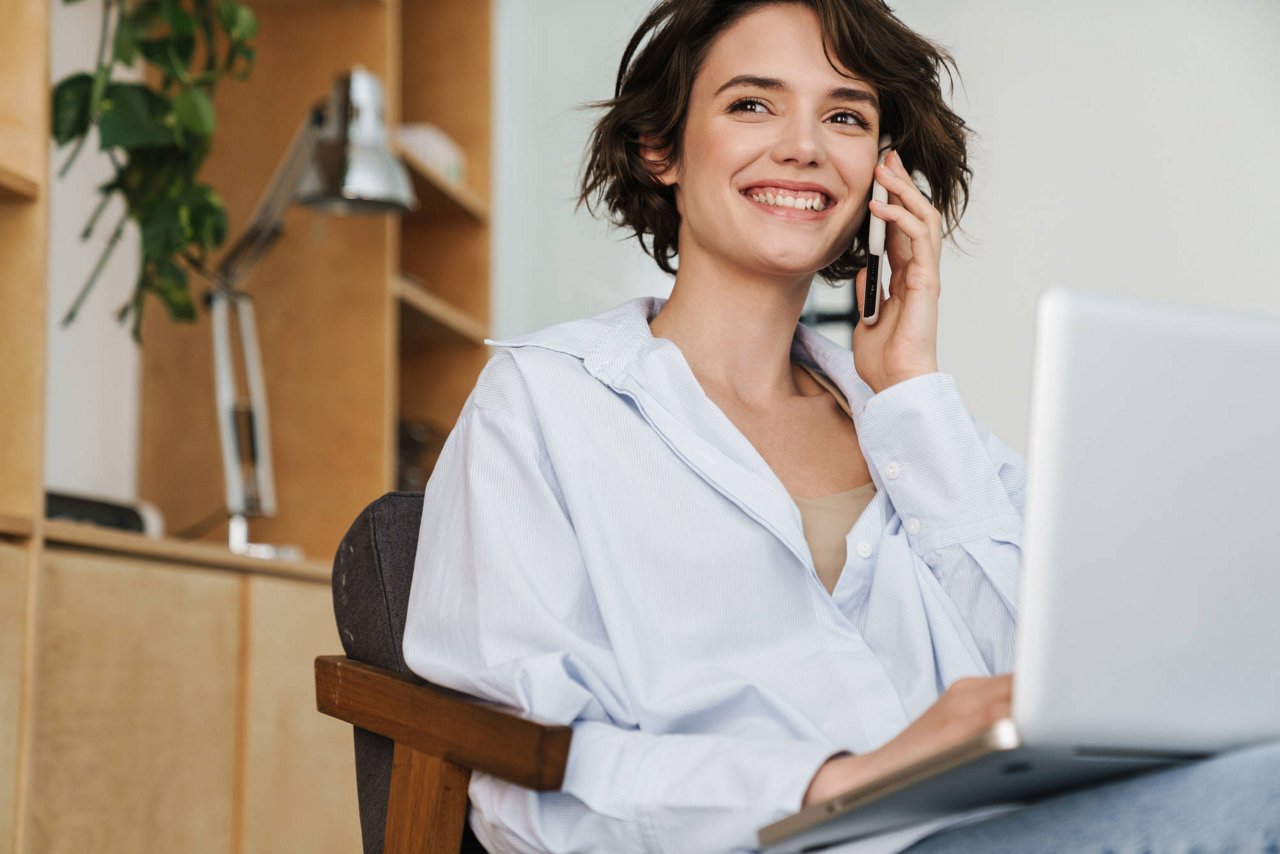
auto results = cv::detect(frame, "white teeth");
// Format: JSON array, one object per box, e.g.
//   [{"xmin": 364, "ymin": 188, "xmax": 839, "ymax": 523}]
[
  {"xmin": 742, "ymin": 188, "xmax": 829, "ymax": 209},
  {"xmin": 745, "ymin": 189, "xmax": 830, "ymax": 210}
]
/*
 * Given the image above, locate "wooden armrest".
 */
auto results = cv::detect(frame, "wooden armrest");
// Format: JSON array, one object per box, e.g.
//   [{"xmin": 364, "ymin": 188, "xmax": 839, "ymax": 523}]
[{"xmin": 314, "ymin": 655, "xmax": 571, "ymax": 790}]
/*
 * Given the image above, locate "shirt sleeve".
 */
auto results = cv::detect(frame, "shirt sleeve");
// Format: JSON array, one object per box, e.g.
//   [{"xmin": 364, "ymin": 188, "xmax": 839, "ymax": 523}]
[
  {"xmin": 402, "ymin": 353, "xmax": 837, "ymax": 853},
  {"xmin": 854, "ymin": 373, "xmax": 1025, "ymax": 674}
]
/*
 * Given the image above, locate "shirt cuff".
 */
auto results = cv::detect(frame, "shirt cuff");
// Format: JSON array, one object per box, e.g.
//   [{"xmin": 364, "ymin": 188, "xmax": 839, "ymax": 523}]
[{"xmin": 855, "ymin": 373, "xmax": 1021, "ymax": 553}]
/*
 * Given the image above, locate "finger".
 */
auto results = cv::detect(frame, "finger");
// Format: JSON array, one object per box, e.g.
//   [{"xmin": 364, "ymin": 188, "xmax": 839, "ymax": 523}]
[
  {"xmin": 853, "ymin": 265, "xmax": 867, "ymax": 319},
  {"xmin": 882, "ymin": 189, "xmax": 913, "ymax": 271},
  {"xmin": 868, "ymin": 198, "xmax": 931, "ymax": 246},
  {"xmin": 877, "ymin": 153, "xmax": 943, "ymax": 241}
]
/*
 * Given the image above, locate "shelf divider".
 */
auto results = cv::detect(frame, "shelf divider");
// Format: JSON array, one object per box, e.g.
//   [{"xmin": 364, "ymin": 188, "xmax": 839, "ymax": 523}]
[
  {"xmin": 397, "ymin": 145, "xmax": 489, "ymax": 223},
  {"xmin": 0, "ymin": 163, "xmax": 39, "ymax": 202},
  {"xmin": 395, "ymin": 274, "xmax": 490, "ymax": 346}
]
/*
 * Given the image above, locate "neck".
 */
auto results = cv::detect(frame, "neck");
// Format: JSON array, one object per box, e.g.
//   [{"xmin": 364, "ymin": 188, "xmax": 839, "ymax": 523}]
[{"xmin": 649, "ymin": 252, "xmax": 813, "ymax": 407}]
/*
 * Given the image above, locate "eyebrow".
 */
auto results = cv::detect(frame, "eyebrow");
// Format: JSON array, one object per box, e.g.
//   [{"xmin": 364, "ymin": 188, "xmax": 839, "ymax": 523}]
[{"xmin": 713, "ymin": 75, "xmax": 880, "ymax": 114}]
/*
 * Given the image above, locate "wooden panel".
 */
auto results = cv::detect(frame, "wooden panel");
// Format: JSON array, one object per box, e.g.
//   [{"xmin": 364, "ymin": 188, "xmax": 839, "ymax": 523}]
[
  {"xmin": 140, "ymin": 1, "xmax": 398, "ymax": 561},
  {"xmin": 0, "ymin": 542, "xmax": 30, "ymax": 851},
  {"xmin": 0, "ymin": 0, "xmax": 48, "ymax": 183},
  {"xmin": 42, "ymin": 519, "xmax": 331, "ymax": 582},
  {"xmin": 315, "ymin": 656, "xmax": 572, "ymax": 791},
  {"xmin": 28, "ymin": 549, "xmax": 241, "ymax": 854},
  {"xmin": 0, "ymin": 0, "xmax": 48, "ymax": 526},
  {"xmin": 242, "ymin": 576, "xmax": 360, "ymax": 854}
]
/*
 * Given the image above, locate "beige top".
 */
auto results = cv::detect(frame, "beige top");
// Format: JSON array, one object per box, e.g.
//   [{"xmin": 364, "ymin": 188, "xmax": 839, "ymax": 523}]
[{"xmin": 792, "ymin": 364, "xmax": 877, "ymax": 594}]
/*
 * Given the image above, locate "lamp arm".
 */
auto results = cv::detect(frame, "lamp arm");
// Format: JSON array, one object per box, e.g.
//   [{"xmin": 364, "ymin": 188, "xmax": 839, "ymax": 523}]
[{"xmin": 214, "ymin": 106, "xmax": 325, "ymax": 291}]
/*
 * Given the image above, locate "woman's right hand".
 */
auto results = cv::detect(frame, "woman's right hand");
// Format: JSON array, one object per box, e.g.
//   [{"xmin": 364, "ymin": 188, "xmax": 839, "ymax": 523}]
[{"xmin": 803, "ymin": 675, "xmax": 1013, "ymax": 807}]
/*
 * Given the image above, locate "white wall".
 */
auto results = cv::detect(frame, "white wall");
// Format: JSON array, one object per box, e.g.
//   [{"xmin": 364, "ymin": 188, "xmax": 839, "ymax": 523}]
[
  {"xmin": 494, "ymin": 0, "xmax": 1280, "ymax": 452},
  {"xmin": 493, "ymin": 0, "xmax": 672, "ymax": 340},
  {"xmin": 45, "ymin": 0, "xmax": 143, "ymax": 502},
  {"xmin": 891, "ymin": 0, "xmax": 1280, "ymax": 450}
]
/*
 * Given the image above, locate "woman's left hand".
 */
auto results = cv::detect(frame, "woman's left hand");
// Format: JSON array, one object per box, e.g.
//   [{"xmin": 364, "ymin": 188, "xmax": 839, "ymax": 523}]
[{"xmin": 852, "ymin": 149, "xmax": 943, "ymax": 395}]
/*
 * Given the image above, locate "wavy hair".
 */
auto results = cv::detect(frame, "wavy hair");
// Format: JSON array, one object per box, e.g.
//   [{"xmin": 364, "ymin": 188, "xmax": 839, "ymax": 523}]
[{"xmin": 578, "ymin": 0, "xmax": 973, "ymax": 280}]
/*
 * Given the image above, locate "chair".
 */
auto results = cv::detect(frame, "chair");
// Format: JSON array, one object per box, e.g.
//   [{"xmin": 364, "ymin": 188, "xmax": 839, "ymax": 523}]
[{"xmin": 316, "ymin": 491, "xmax": 573, "ymax": 853}]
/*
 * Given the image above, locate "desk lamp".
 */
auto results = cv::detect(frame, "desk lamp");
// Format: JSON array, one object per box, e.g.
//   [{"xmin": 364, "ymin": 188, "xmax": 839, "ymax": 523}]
[{"xmin": 208, "ymin": 66, "xmax": 416, "ymax": 558}]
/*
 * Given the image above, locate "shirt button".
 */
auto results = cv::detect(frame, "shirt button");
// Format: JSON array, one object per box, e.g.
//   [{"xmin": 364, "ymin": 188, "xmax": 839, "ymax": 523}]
[
  {"xmin": 905, "ymin": 518, "xmax": 922, "ymax": 536},
  {"xmin": 855, "ymin": 541, "xmax": 873, "ymax": 559},
  {"xmin": 884, "ymin": 462, "xmax": 901, "ymax": 480}
]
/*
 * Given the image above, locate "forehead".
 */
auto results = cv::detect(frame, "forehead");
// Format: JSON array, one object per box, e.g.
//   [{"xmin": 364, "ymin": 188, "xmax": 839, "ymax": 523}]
[{"xmin": 694, "ymin": 3, "xmax": 874, "ymax": 97}]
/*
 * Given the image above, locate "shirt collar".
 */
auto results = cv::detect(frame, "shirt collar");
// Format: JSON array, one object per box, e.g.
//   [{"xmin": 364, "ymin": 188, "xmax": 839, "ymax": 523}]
[{"xmin": 489, "ymin": 296, "xmax": 875, "ymax": 577}]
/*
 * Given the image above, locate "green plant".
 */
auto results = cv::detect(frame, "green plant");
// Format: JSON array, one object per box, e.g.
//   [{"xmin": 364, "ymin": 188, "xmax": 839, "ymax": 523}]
[{"xmin": 51, "ymin": 0, "xmax": 258, "ymax": 339}]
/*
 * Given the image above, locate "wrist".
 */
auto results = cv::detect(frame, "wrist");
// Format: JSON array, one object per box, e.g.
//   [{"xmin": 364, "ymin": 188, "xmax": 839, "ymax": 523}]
[
  {"xmin": 802, "ymin": 751, "xmax": 881, "ymax": 807},
  {"xmin": 870, "ymin": 366, "xmax": 939, "ymax": 395}
]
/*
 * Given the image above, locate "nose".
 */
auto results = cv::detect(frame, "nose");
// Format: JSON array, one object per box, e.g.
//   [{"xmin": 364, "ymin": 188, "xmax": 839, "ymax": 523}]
[{"xmin": 770, "ymin": 113, "xmax": 826, "ymax": 167}]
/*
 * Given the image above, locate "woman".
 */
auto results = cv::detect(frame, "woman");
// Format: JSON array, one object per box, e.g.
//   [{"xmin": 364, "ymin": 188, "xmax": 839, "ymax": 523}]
[{"xmin": 403, "ymin": 1, "xmax": 1278, "ymax": 851}]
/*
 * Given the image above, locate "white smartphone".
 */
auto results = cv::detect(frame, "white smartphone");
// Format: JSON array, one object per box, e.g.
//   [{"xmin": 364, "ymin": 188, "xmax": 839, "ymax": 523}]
[{"xmin": 861, "ymin": 135, "xmax": 893, "ymax": 326}]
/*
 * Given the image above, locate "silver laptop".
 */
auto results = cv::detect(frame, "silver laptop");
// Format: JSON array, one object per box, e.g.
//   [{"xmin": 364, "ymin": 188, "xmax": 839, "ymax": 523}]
[{"xmin": 760, "ymin": 289, "xmax": 1280, "ymax": 852}]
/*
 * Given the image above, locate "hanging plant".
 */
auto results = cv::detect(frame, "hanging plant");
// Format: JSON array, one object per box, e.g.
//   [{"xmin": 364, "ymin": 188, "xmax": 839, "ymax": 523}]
[{"xmin": 51, "ymin": 0, "xmax": 258, "ymax": 339}]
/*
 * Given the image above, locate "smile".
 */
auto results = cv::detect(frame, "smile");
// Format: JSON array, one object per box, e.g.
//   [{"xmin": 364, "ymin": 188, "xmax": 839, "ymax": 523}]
[{"xmin": 740, "ymin": 186, "xmax": 833, "ymax": 215}]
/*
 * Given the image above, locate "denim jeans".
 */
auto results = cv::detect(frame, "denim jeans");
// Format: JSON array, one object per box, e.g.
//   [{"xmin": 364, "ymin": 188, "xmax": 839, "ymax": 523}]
[{"xmin": 903, "ymin": 740, "xmax": 1280, "ymax": 853}]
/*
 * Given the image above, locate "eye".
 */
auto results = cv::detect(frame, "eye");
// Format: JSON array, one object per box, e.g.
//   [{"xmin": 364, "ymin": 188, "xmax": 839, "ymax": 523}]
[
  {"xmin": 829, "ymin": 110, "xmax": 872, "ymax": 130},
  {"xmin": 727, "ymin": 97, "xmax": 770, "ymax": 114}
]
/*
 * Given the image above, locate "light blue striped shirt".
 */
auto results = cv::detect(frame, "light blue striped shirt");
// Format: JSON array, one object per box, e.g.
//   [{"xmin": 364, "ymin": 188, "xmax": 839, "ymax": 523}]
[{"xmin": 403, "ymin": 296, "xmax": 1025, "ymax": 852}]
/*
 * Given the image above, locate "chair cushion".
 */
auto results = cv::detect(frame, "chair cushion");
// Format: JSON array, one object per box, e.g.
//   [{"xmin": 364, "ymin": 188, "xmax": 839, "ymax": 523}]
[
  {"xmin": 332, "ymin": 491, "xmax": 485, "ymax": 854},
  {"xmin": 333, "ymin": 491, "xmax": 423, "ymax": 676}
]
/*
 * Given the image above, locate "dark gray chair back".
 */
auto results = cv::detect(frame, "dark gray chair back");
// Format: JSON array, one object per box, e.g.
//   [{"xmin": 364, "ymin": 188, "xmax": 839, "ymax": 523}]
[{"xmin": 331, "ymin": 491, "xmax": 485, "ymax": 854}]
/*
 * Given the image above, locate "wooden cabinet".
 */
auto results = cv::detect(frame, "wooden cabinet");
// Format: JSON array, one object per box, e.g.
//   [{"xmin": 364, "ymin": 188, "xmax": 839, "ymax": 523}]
[
  {"xmin": 241, "ymin": 575, "xmax": 361, "ymax": 853},
  {"xmin": 28, "ymin": 549, "xmax": 241, "ymax": 854},
  {"xmin": 15, "ymin": 532, "xmax": 361, "ymax": 854},
  {"xmin": 139, "ymin": 0, "xmax": 494, "ymax": 562}
]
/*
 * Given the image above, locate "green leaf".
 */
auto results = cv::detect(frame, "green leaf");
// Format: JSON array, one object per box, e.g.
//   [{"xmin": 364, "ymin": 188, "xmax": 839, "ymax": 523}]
[
  {"xmin": 140, "ymin": 197, "xmax": 189, "ymax": 260},
  {"xmin": 218, "ymin": 0, "xmax": 258, "ymax": 42},
  {"xmin": 112, "ymin": 13, "xmax": 139, "ymax": 65},
  {"xmin": 51, "ymin": 73, "xmax": 93, "ymax": 145},
  {"xmin": 138, "ymin": 34, "xmax": 195, "ymax": 80},
  {"xmin": 160, "ymin": 0, "xmax": 196, "ymax": 38},
  {"xmin": 173, "ymin": 88, "xmax": 215, "ymax": 136},
  {"xmin": 230, "ymin": 5, "xmax": 257, "ymax": 41},
  {"xmin": 98, "ymin": 83, "xmax": 175, "ymax": 149},
  {"xmin": 182, "ymin": 183, "xmax": 228, "ymax": 249},
  {"xmin": 149, "ymin": 257, "xmax": 196, "ymax": 322}
]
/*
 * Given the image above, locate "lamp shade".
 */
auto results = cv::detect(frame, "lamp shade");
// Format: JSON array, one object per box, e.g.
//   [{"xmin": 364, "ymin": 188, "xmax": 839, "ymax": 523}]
[{"xmin": 295, "ymin": 66, "xmax": 418, "ymax": 215}]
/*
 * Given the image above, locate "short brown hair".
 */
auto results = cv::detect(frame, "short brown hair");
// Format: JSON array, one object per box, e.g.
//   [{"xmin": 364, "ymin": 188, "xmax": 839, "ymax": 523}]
[{"xmin": 578, "ymin": 0, "xmax": 973, "ymax": 281}]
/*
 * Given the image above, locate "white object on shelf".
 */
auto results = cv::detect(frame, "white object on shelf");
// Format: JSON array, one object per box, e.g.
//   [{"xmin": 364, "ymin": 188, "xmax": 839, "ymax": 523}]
[{"xmin": 396, "ymin": 123, "xmax": 468, "ymax": 186}]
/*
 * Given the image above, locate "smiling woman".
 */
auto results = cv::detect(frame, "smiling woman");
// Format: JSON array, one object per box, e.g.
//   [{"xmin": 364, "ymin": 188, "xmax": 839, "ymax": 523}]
[
  {"xmin": 401, "ymin": 1, "xmax": 1033, "ymax": 852},
  {"xmin": 403, "ymin": 2, "xmax": 1020, "ymax": 853}
]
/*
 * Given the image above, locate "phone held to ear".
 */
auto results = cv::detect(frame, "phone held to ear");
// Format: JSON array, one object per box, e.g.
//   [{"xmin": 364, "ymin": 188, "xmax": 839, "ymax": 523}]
[{"xmin": 861, "ymin": 135, "xmax": 893, "ymax": 326}]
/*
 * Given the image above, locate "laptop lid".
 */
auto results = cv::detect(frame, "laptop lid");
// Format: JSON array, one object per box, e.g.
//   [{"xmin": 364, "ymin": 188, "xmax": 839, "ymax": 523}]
[{"xmin": 1014, "ymin": 289, "xmax": 1280, "ymax": 754}]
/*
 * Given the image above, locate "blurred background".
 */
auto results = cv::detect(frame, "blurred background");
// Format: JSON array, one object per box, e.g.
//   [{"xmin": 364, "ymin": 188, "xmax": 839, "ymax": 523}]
[{"xmin": 2, "ymin": 0, "xmax": 1278, "ymax": 851}]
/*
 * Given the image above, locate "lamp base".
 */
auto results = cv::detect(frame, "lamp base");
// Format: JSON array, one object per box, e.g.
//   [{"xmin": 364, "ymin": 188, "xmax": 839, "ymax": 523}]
[{"xmin": 228, "ymin": 514, "xmax": 304, "ymax": 561}]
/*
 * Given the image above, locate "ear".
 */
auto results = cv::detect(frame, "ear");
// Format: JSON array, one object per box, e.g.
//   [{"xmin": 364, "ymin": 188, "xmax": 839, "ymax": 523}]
[{"xmin": 639, "ymin": 136, "xmax": 677, "ymax": 186}]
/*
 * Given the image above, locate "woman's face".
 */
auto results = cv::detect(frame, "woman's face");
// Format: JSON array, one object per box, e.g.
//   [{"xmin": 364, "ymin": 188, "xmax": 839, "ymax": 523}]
[{"xmin": 657, "ymin": 3, "xmax": 881, "ymax": 283}]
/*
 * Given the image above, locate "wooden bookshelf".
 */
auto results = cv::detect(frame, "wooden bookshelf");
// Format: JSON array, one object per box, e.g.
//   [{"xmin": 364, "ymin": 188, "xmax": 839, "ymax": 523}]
[{"xmin": 137, "ymin": 0, "xmax": 493, "ymax": 563}]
